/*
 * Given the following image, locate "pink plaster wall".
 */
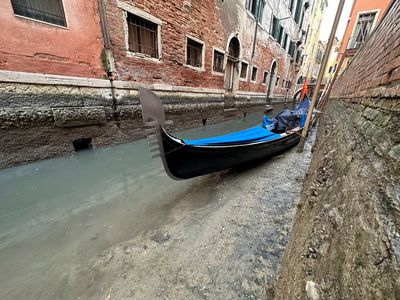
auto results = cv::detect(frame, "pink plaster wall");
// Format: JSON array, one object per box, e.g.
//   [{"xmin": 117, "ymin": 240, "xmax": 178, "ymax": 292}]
[
  {"xmin": 0, "ymin": 0, "xmax": 105, "ymax": 78},
  {"xmin": 337, "ymin": 0, "xmax": 391, "ymax": 64}
]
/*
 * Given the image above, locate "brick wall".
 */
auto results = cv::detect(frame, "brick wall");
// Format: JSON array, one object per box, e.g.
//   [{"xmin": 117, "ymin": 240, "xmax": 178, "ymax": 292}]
[
  {"xmin": 105, "ymin": 0, "xmax": 299, "ymax": 98},
  {"xmin": 274, "ymin": 2, "xmax": 400, "ymax": 298},
  {"xmin": 331, "ymin": 0, "xmax": 400, "ymax": 100}
]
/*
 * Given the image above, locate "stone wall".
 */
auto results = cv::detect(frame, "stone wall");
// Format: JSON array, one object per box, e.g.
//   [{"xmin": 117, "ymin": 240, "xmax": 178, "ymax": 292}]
[
  {"xmin": 273, "ymin": 1, "xmax": 400, "ymax": 298},
  {"xmin": 0, "ymin": 71, "xmax": 283, "ymax": 169}
]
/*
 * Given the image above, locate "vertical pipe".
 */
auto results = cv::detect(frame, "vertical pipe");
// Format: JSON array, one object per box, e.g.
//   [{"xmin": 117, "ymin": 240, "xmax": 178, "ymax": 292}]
[
  {"xmin": 97, "ymin": 0, "xmax": 119, "ymax": 125},
  {"xmin": 297, "ymin": 0, "xmax": 346, "ymax": 151}
]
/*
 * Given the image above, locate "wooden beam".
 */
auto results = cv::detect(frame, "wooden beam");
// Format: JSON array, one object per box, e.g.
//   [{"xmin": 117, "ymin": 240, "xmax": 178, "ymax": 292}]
[{"xmin": 297, "ymin": 0, "xmax": 346, "ymax": 152}]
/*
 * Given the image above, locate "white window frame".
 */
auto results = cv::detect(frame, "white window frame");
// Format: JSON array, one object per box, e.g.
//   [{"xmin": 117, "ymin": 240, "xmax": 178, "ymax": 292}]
[
  {"xmin": 250, "ymin": 65, "xmax": 258, "ymax": 83},
  {"xmin": 240, "ymin": 60, "xmax": 249, "ymax": 81},
  {"xmin": 262, "ymin": 71, "xmax": 268, "ymax": 85},
  {"xmin": 245, "ymin": 0, "xmax": 265, "ymax": 23},
  {"xmin": 12, "ymin": 0, "xmax": 68, "ymax": 29},
  {"xmin": 118, "ymin": 0, "xmax": 163, "ymax": 62},
  {"xmin": 184, "ymin": 35, "xmax": 205, "ymax": 72},
  {"xmin": 211, "ymin": 47, "xmax": 225, "ymax": 76},
  {"xmin": 348, "ymin": 9, "xmax": 380, "ymax": 49}
]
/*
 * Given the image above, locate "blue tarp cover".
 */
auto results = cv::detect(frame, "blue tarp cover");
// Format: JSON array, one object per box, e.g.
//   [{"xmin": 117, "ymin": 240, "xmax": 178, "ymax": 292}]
[
  {"xmin": 184, "ymin": 126, "xmax": 281, "ymax": 146},
  {"xmin": 184, "ymin": 98, "xmax": 310, "ymax": 146}
]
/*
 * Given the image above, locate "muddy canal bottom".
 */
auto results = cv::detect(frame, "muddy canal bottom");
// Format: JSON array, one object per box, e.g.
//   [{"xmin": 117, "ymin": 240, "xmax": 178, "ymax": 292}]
[{"xmin": 0, "ymin": 109, "xmax": 314, "ymax": 300}]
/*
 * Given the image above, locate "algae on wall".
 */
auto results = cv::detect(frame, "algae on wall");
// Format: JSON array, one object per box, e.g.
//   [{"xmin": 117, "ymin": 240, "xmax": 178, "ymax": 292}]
[{"xmin": 273, "ymin": 100, "xmax": 400, "ymax": 299}]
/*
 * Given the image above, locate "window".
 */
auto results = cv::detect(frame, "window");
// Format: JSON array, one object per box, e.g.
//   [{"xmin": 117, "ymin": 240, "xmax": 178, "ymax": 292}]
[
  {"xmin": 316, "ymin": 49, "xmax": 323, "ymax": 63},
  {"xmin": 258, "ymin": 0, "xmax": 265, "ymax": 21},
  {"xmin": 294, "ymin": 0, "xmax": 303, "ymax": 24},
  {"xmin": 282, "ymin": 79, "xmax": 286, "ymax": 88},
  {"xmin": 251, "ymin": 67, "xmax": 258, "ymax": 81},
  {"xmin": 275, "ymin": 76, "xmax": 280, "ymax": 86},
  {"xmin": 127, "ymin": 13, "xmax": 158, "ymax": 58},
  {"xmin": 296, "ymin": 50, "xmax": 303, "ymax": 64},
  {"xmin": 348, "ymin": 12, "xmax": 377, "ymax": 49},
  {"xmin": 246, "ymin": 0, "xmax": 265, "ymax": 20},
  {"xmin": 186, "ymin": 37, "xmax": 203, "ymax": 68},
  {"xmin": 278, "ymin": 26, "xmax": 284, "ymax": 46},
  {"xmin": 213, "ymin": 50, "xmax": 224, "ymax": 73},
  {"xmin": 282, "ymin": 33, "xmax": 288, "ymax": 50},
  {"xmin": 288, "ymin": 0, "xmax": 295, "ymax": 13},
  {"xmin": 288, "ymin": 41, "xmax": 295, "ymax": 58},
  {"xmin": 240, "ymin": 62, "xmax": 248, "ymax": 79},
  {"xmin": 271, "ymin": 15, "xmax": 280, "ymax": 40},
  {"xmin": 11, "ymin": 0, "xmax": 66, "ymax": 26},
  {"xmin": 262, "ymin": 71, "xmax": 268, "ymax": 84}
]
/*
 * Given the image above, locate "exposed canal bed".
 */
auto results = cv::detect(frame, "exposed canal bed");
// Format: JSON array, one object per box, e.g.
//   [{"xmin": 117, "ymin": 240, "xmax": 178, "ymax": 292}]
[{"xmin": 0, "ymin": 107, "xmax": 316, "ymax": 299}]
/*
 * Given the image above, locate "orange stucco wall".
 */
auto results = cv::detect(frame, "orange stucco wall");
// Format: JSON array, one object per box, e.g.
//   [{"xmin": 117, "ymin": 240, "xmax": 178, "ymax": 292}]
[
  {"xmin": 0, "ymin": 0, "xmax": 105, "ymax": 78},
  {"xmin": 337, "ymin": 0, "xmax": 391, "ymax": 63}
]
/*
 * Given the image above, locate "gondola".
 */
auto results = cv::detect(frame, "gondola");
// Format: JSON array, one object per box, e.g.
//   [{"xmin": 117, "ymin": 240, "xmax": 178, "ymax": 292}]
[{"xmin": 139, "ymin": 87, "xmax": 310, "ymax": 180}]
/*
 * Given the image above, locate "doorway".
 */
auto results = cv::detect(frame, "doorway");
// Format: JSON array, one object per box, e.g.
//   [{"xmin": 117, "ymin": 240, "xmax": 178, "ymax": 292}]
[{"xmin": 224, "ymin": 37, "xmax": 240, "ymax": 93}]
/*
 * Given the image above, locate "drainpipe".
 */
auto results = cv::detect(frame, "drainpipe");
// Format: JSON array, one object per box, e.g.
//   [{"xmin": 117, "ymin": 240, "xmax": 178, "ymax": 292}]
[
  {"xmin": 97, "ymin": 0, "xmax": 120, "ymax": 126},
  {"xmin": 248, "ymin": 1, "xmax": 260, "ymax": 98}
]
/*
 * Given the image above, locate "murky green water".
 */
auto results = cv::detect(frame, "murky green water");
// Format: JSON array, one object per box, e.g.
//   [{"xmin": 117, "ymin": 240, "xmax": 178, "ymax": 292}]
[{"xmin": 0, "ymin": 108, "xmax": 283, "ymax": 299}]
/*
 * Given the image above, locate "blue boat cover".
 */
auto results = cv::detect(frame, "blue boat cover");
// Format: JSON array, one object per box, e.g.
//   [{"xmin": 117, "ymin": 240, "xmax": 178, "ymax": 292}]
[
  {"xmin": 184, "ymin": 126, "xmax": 281, "ymax": 146},
  {"xmin": 184, "ymin": 98, "xmax": 310, "ymax": 146}
]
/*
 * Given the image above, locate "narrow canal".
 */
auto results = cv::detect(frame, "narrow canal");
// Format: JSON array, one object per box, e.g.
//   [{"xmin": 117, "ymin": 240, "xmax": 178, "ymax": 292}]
[{"xmin": 0, "ymin": 105, "xmax": 315, "ymax": 300}]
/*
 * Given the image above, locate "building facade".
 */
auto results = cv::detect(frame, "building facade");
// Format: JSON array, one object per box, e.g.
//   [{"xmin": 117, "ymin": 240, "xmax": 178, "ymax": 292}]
[
  {"xmin": 336, "ymin": 0, "xmax": 391, "ymax": 74},
  {"xmin": 298, "ymin": 0, "xmax": 328, "ymax": 83},
  {"xmin": 0, "ymin": 0, "xmax": 105, "ymax": 78},
  {"xmin": 323, "ymin": 37, "xmax": 340, "ymax": 82},
  {"xmin": 103, "ymin": 0, "xmax": 311, "ymax": 101}
]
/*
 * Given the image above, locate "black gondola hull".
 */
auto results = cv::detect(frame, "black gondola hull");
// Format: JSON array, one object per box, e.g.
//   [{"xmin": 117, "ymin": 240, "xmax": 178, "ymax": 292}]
[{"xmin": 161, "ymin": 128, "xmax": 302, "ymax": 179}]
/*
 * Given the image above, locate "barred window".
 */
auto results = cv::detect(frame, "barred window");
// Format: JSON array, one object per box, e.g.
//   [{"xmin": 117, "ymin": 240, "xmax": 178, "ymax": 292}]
[
  {"xmin": 127, "ymin": 13, "xmax": 158, "ymax": 58},
  {"xmin": 186, "ymin": 38, "xmax": 203, "ymax": 68},
  {"xmin": 275, "ymin": 76, "xmax": 280, "ymax": 86},
  {"xmin": 11, "ymin": 0, "xmax": 66, "ymax": 27},
  {"xmin": 348, "ymin": 12, "xmax": 377, "ymax": 49},
  {"xmin": 240, "ymin": 62, "xmax": 248, "ymax": 79},
  {"xmin": 213, "ymin": 50, "xmax": 224, "ymax": 73}
]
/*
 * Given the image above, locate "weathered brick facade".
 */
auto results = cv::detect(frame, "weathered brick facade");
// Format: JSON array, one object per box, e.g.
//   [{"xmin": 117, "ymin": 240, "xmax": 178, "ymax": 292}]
[
  {"xmin": 105, "ymin": 0, "xmax": 304, "ymax": 100},
  {"xmin": 332, "ymin": 1, "xmax": 399, "ymax": 99}
]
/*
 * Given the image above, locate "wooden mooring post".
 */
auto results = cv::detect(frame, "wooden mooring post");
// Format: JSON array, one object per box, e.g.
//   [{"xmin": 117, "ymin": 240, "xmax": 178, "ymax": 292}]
[{"xmin": 297, "ymin": 0, "xmax": 346, "ymax": 152}]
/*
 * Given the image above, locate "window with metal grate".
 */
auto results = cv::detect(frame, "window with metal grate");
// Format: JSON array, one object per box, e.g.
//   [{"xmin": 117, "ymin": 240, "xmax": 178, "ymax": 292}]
[
  {"xmin": 127, "ymin": 13, "xmax": 158, "ymax": 58},
  {"xmin": 186, "ymin": 38, "xmax": 203, "ymax": 68},
  {"xmin": 11, "ymin": 0, "xmax": 66, "ymax": 27}
]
